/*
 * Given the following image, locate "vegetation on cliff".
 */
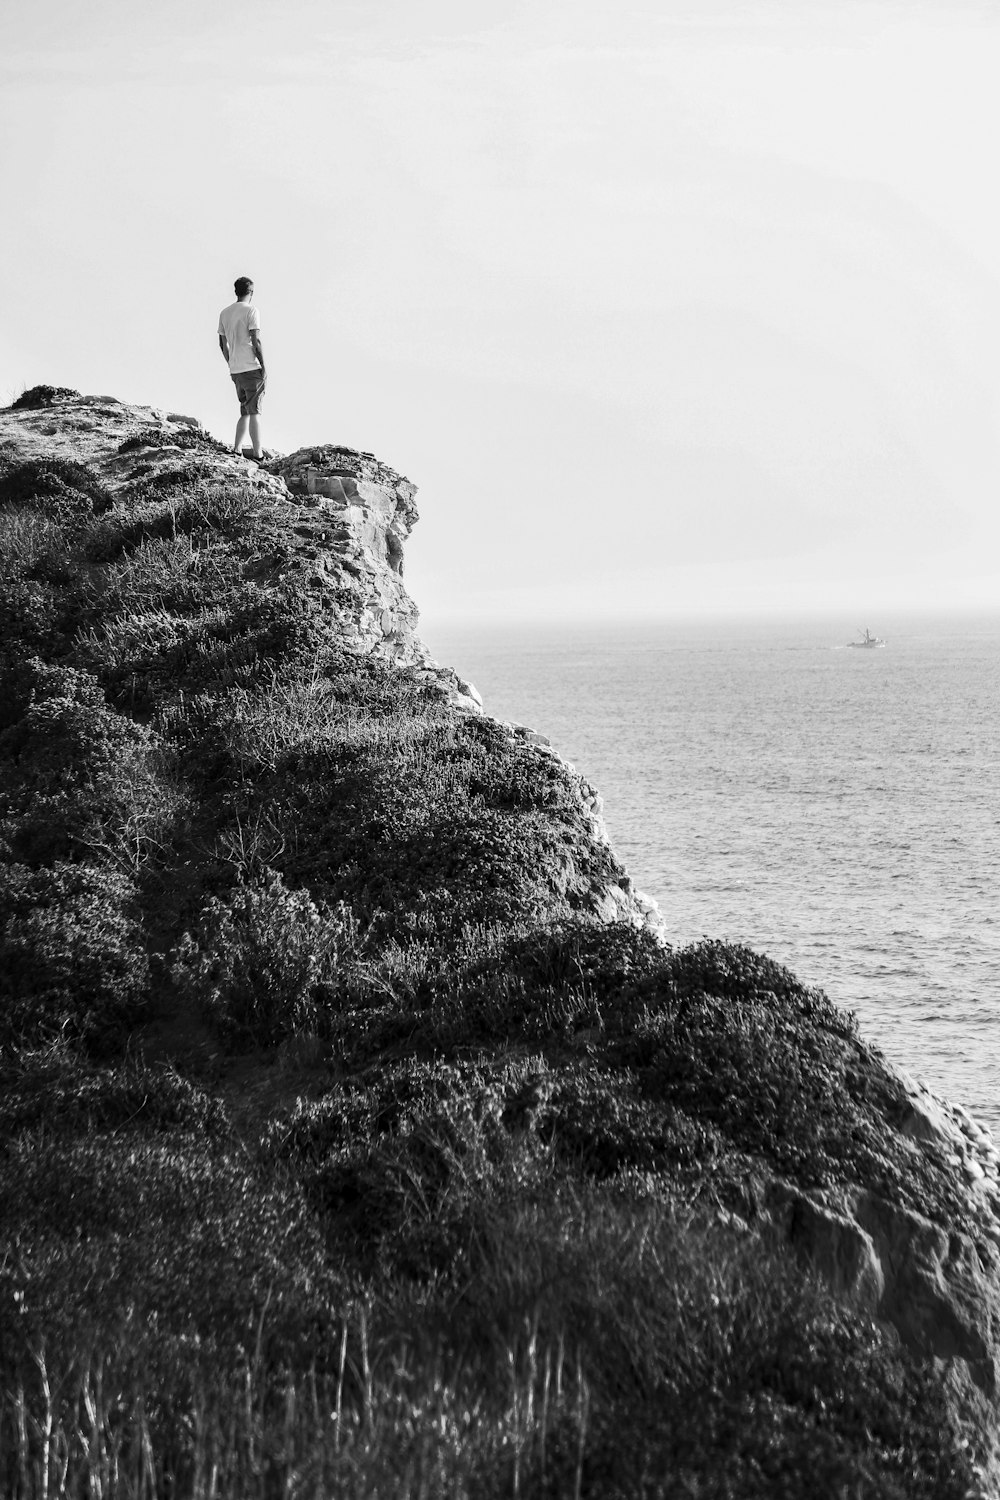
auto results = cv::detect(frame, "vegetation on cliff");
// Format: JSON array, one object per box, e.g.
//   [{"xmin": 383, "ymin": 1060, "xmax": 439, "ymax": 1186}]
[{"xmin": 0, "ymin": 396, "xmax": 986, "ymax": 1496}]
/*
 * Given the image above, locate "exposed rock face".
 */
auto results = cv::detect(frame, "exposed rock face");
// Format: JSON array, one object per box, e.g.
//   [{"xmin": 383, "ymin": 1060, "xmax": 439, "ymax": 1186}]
[
  {"xmin": 771, "ymin": 1177, "xmax": 1000, "ymax": 1377},
  {"xmin": 761, "ymin": 1076, "xmax": 1000, "ymax": 1492},
  {"xmin": 272, "ymin": 444, "xmax": 423, "ymax": 663}
]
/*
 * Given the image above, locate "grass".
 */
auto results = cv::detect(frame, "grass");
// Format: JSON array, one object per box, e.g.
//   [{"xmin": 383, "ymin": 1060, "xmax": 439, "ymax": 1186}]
[
  {"xmin": 0, "ymin": 399, "xmax": 990, "ymax": 1496},
  {"xmin": 0, "ymin": 1174, "xmax": 976, "ymax": 1498},
  {"xmin": 1, "ymin": 1314, "xmax": 592, "ymax": 1500},
  {"xmin": 0, "ymin": 511, "xmax": 69, "ymax": 575}
]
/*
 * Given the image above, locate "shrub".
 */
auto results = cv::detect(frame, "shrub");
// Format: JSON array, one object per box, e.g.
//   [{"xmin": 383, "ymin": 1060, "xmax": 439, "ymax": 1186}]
[
  {"xmin": 0, "ymin": 1049, "xmax": 229, "ymax": 1140},
  {"xmin": 600, "ymin": 942, "xmax": 888, "ymax": 1183},
  {"xmin": 297, "ymin": 917, "xmax": 665, "ymax": 1070},
  {"xmin": 10, "ymin": 384, "xmax": 80, "ymax": 409},
  {"xmin": 0, "ymin": 509, "xmax": 70, "ymax": 579},
  {"xmin": 210, "ymin": 673, "xmax": 451, "ymax": 775},
  {"xmin": 0, "ymin": 862, "xmax": 149, "ymax": 1050},
  {"xmin": 346, "ymin": 806, "xmax": 574, "ymax": 925},
  {"xmin": 0, "ymin": 659, "xmax": 170, "ymax": 867},
  {"xmin": 545, "ymin": 1064, "xmax": 721, "ymax": 1178},
  {"xmin": 0, "ymin": 581, "xmax": 64, "ymax": 668},
  {"xmin": 0, "ymin": 457, "xmax": 111, "ymax": 519},
  {"xmin": 0, "ymin": 1134, "xmax": 340, "ymax": 1371},
  {"xmin": 74, "ymin": 583, "xmax": 335, "ymax": 709},
  {"xmin": 231, "ymin": 725, "xmax": 612, "ymax": 931},
  {"xmin": 511, "ymin": 917, "xmax": 666, "ymax": 992},
  {"xmin": 124, "ymin": 461, "xmax": 223, "ymax": 495},
  {"xmin": 266, "ymin": 1058, "xmax": 550, "ymax": 1281},
  {"xmin": 117, "ymin": 426, "xmax": 228, "ymax": 455},
  {"xmin": 171, "ymin": 871, "xmax": 358, "ymax": 1047}
]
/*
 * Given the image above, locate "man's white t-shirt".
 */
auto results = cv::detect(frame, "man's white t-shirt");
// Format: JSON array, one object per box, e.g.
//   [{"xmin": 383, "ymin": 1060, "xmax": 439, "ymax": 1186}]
[{"xmin": 218, "ymin": 301, "xmax": 261, "ymax": 374}]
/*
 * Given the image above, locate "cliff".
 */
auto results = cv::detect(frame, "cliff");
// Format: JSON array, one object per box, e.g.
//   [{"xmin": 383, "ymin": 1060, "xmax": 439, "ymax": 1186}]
[{"xmin": 1, "ymin": 387, "xmax": 998, "ymax": 1498}]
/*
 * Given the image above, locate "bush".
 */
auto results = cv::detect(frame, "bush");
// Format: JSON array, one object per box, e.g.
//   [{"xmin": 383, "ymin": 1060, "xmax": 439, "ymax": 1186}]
[
  {"xmin": 0, "ymin": 457, "xmax": 111, "ymax": 519},
  {"xmin": 0, "ymin": 862, "xmax": 149, "ymax": 1050},
  {"xmin": 125, "ymin": 461, "xmax": 223, "ymax": 495},
  {"xmin": 594, "ymin": 940, "xmax": 949, "ymax": 1203},
  {"xmin": 74, "ymin": 582, "xmax": 335, "ymax": 710},
  {"xmin": 0, "ymin": 510, "xmax": 73, "ymax": 585},
  {"xmin": 171, "ymin": 871, "xmax": 358, "ymax": 1047},
  {"xmin": 0, "ymin": 581, "xmax": 64, "ymax": 667},
  {"xmin": 263, "ymin": 1054, "xmax": 719, "ymax": 1280},
  {"xmin": 0, "ymin": 659, "xmax": 169, "ymax": 867},
  {"xmin": 117, "ymin": 426, "xmax": 228, "ymax": 455},
  {"xmin": 10, "ymin": 384, "xmax": 80, "ymax": 409},
  {"xmin": 222, "ymin": 716, "xmax": 620, "ymax": 932},
  {"xmin": 0, "ymin": 1133, "xmax": 339, "ymax": 1370},
  {"xmin": 0, "ymin": 1049, "xmax": 229, "ymax": 1140}
]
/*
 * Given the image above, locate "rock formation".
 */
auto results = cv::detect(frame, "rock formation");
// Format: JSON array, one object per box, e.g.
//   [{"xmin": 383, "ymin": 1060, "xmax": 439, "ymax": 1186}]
[
  {"xmin": 1, "ymin": 386, "xmax": 997, "ymax": 1496},
  {"xmin": 0, "ymin": 390, "xmax": 663, "ymax": 935}
]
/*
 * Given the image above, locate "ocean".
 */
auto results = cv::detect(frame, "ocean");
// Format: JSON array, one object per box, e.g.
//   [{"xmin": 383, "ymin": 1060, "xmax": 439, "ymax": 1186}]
[{"xmin": 425, "ymin": 612, "xmax": 1000, "ymax": 1136}]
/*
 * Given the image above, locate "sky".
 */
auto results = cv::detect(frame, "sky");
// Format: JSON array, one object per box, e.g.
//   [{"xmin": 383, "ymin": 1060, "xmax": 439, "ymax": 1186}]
[{"xmin": 3, "ymin": 0, "xmax": 1000, "ymax": 625}]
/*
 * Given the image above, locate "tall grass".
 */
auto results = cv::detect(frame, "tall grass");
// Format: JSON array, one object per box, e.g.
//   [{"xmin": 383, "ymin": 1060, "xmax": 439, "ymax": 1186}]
[
  {"xmin": 0, "ymin": 1312, "xmax": 592, "ymax": 1500},
  {"xmin": 1, "ymin": 1195, "xmax": 975, "ymax": 1498},
  {"xmin": 0, "ymin": 511, "xmax": 68, "ymax": 574}
]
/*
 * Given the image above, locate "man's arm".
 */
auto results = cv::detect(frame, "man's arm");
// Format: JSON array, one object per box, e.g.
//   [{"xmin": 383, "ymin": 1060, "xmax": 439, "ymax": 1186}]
[
  {"xmin": 219, "ymin": 333, "xmax": 230, "ymax": 363},
  {"xmin": 251, "ymin": 329, "xmax": 265, "ymax": 375}
]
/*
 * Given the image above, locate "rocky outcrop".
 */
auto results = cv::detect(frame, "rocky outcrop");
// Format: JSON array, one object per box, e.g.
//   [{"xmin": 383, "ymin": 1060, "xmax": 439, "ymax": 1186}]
[
  {"xmin": 271, "ymin": 444, "xmax": 423, "ymax": 664},
  {"xmin": 759, "ymin": 1075, "xmax": 1000, "ymax": 1492},
  {"xmin": 2, "ymin": 394, "xmax": 429, "ymax": 674},
  {"xmin": 4, "ymin": 388, "xmax": 995, "ymax": 1487},
  {"xmin": 0, "ymin": 391, "xmax": 659, "ymax": 936},
  {"xmin": 270, "ymin": 431, "xmax": 1000, "ymax": 1443}
]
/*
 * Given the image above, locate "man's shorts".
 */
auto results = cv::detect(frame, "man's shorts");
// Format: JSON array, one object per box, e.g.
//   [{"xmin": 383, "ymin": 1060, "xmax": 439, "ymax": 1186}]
[{"xmin": 231, "ymin": 367, "xmax": 266, "ymax": 416}]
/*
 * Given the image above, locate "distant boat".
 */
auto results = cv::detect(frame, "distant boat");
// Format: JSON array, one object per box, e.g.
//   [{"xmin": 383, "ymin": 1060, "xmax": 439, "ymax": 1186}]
[{"xmin": 847, "ymin": 627, "xmax": 886, "ymax": 649}]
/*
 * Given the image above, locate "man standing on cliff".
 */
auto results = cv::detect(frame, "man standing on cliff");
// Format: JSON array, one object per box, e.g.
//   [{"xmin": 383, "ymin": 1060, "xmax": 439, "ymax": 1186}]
[{"xmin": 218, "ymin": 276, "xmax": 266, "ymax": 461}]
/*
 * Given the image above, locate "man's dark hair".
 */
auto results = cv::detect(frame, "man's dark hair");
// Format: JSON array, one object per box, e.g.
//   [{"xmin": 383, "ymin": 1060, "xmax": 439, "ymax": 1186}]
[{"xmin": 234, "ymin": 276, "xmax": 254, "ymax": 299}]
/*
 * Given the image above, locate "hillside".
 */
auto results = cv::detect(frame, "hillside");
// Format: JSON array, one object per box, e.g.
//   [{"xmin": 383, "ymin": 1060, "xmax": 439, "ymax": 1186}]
[{"xmin": 1, "ymin": 386, "xmax": 999, "ymax": 1498}]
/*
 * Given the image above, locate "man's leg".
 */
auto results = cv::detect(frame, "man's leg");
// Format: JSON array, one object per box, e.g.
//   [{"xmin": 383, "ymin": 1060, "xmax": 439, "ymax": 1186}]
[
  {"xmin": 249, "ymin": 415, "xmax": 263, "ymax": 459},
  {"xmin": 233, "ymin": 415, "xmax": 250, "ymax": 454}
]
